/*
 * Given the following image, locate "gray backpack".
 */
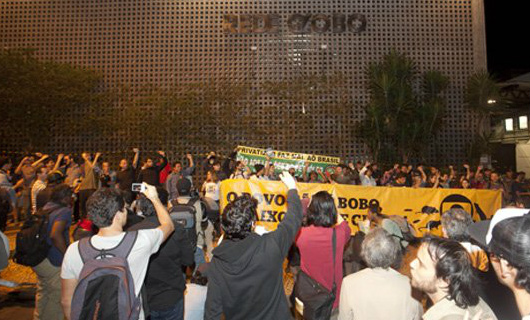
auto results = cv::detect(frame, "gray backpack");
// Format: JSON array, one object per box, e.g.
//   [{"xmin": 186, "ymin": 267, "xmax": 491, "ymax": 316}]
[{"xmin": 70, "ymin": 231, "xmax": 141, "ymax": 320}]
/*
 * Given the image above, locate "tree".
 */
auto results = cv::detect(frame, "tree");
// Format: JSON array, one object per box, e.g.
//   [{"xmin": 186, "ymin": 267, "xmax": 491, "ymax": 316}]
[
  {"xmin": 464, "ymin": 70, "xmax": 504, "ymax": 161},
  {"xmin": 359, "ymin": 50, "xmax": 449, "ymax": 163},
  {"xmin": 0, "ymin": 49, "xmax": 104, "ymax": 151}
]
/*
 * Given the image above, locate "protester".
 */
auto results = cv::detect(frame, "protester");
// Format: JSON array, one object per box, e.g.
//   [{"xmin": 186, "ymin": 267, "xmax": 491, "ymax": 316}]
[
  {"xmin": 14, "ymin": 154, "xmax": 49, "ymax": 220},
  {"xmin": 201, "ymin": 171, "xmax": 221, "ymax": 231},
  {"xmin": 33, "ymin": 184, "xmax": 73, "ymax": 320},
  {"xmin": 302, "ymin": 162, "xmax": 327, "ymax": 183},
  {"xmin": 470, "ymin": 208, "xmax": 530, "ymax": 319},
  {"xmin": 115, "ymin": 148, "xmax": 140, "ymax": 196},
  {"xmin": 173, "ymin": 178, "xmax": 213, "ymax": 264},
  {"xmin": 138, "ymin": 151, "xmax": 168, "ymax": 187},
  {"xmin": 295, "ymin": 190, "xmax": 351, "ymax": 315},
  {"xmin": 0, "ymin": 156, "xmax": 17, "ymax": 222},
  {"xmin": 0, "ymin": 188, "xmax": 12, "ymax": 231},
  {"xmin": 204, "ymin": 171, "xmax": 301, "ymax": 319},
  {"xmin": 166, "ymin": 153, "xmax": 195, "ymax": 200},
  {"xmin": 61, "ymin": 184, "xmax": 175, "ymax": 320},
  {"xmin": 127, "ymin": 187, "xmax": 194, "ymax": 320},
  {"xmin": 31, "ymin": 166, "xmax": 48, "ymax": 214},
  {"xmin": 36, "ymin": 170, "xmax": 66, "ymax": 212},
  {"xmin": 229, "ymin": 160, "xmax": 251, "ymax": 179},
  {"xmin": 339, "ymin": 227, "xmax": 422, "ymax": 320},
  {"xmin": 410, "ymin": 236, "xmax": 497, "ymax": 320},
  {"xmin": 359, "ymin": 161, "xmax": 377, "ymax": 186},
  {"xmin": 62, "ymin": 154, "xmax": 82, "ymax": 189},
  {"xmin": 77, "ymin": 152, "xmax": 101, "ymax": 220},
  {"xmin": 359, "ymin": 203, "xmax": 411, "ymax": 251},
  {"xmin": 185, "ymin": 269, "xmax": 209, "ymax": 320},
  {"xmin": 441, "ymin": 208, "xmax": 489, "ymax": 272},
  {"xmin": 99, "ymin": 161, "xmax": 116, "ymax": 188}
]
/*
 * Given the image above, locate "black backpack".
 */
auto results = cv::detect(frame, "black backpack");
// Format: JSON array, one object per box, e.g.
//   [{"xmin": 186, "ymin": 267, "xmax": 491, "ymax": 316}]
[
  {"xmin": 170, "ymin": 198, "xmax": 199, "ymax": 249},
  {"xmin": 14, "ymin": 207, "xmax": 54, "ymax": 267}
]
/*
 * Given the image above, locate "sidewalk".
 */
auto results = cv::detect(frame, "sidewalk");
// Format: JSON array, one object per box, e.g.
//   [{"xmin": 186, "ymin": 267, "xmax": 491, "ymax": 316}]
[{"xmin": 0, "ymin": 223, "xmax": 36, "ymax": 319}]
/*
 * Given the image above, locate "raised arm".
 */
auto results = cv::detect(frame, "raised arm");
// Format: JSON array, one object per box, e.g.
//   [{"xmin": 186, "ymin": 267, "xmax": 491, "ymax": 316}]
[
  {"xmin": 142, "ymin": 182, "xmax": 174, "ymax": 242},
  {"xmin": 316, "ymin": 167, "xmax": 328, "ymax": 183},
  {"xmin": 14, "ymin": 157, "xmax": 29, "ymax": 174},
  {"xmin": 463, "ymin": 164, "xmax": 471, "ymax": 180},
  {"xmin": 31, "ymin": 154, "xmax": 49, "ymax": 168},
  {"xmin": 448, "ymin": 165, "xmax": 455, "ymax": 181},
  {"xmin": 271, "ymin": 172, "xmax": 303, "ymax": 256},
  {"xmin": 475, "ymin": 165, "xmax": 483, "ymax": 178},
  {"xmin": 132, "ymin": 148, "xmax": 140, "ymax": 169},
  {"xmin": 302, "ymin": 162, "xmax": 310, "ymax": 182},
  {"xmin": 418, "ymin": 166, "xmax": 427, "ymax": 182},
  {"xmin": 155, "ymin": 151, "xmax": 168, "ymax": 172},
  {"xmin": 359, "ymin": 161, "xmax": 370, "ymax": 178},
  {"xmin": 186, "ymin": 153, "xmax": 194, "ymax": 169},
  {"xmin": 52, "ymin": 154, "xmax": 64, "ymax": 172}
]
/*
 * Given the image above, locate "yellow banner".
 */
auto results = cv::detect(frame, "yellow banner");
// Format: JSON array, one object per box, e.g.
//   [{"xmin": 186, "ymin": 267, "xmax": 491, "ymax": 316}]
[{"xmin": 220, "ymin": 180, "xmax": 502, "ymax": 236}]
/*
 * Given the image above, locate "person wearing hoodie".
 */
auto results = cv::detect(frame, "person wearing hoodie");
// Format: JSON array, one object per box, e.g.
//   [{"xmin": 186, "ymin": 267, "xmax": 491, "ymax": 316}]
[
  {"xmin": 204, "ymin": 171, "xmax": 301, "ymax": 320},
  {"xmin": 33, "ymin": 184, "xmax": 73, "ymax": 320}
]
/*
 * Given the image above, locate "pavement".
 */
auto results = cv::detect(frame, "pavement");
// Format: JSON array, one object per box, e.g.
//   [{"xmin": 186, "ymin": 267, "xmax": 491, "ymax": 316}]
[{"xmin": 0, "ymin": 225, "xmax": 37, "ymax": 319}]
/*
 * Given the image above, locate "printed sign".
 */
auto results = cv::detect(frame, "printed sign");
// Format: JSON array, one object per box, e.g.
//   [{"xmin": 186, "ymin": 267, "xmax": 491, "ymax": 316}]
[{"xmin": 220, "ymin": 179, "xmax": 502, "ymax": 236}]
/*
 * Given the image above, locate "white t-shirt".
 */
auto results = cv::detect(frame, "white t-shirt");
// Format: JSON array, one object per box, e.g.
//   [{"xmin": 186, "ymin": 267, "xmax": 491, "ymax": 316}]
[
  {"xmin": 184, "ymin": 283, "xmax": 208, "ymax": 320},
  {"xmin": 202, "ymin": 181, "xmax": 220, "ymax": 201},
  {"xmin": 61, "ymin": 229, "xmax": 164, "ymax": 319}
]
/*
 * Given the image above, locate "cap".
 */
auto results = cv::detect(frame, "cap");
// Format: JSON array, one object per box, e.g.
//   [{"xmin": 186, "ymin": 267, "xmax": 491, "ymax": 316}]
[
  {"xmin": 469, "ymin": 208, "xmax": 530, "ymax": 267},
  {"xmin": 176, "ymin": 178, "xmax": 191, "ymax": 195},
  {"xmin": 469, "ymin": 208, "xmax": 529, "ymax": 248}
]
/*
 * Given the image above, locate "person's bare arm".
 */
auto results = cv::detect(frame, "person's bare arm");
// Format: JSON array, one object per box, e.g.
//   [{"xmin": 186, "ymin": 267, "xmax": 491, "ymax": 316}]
[
  {"xmin": 132, "ymin": 148, "xmax": 140, "ymax": 169},
  {"xmin": 50, "ymin": 220, "xmax": 68, "ymax": 254},
  {"xmin": 317, "ymin": 168, "xmax": 328, "ymax": 183},
  {"xmin": 52, "ymin": 154, "xmax": 64, "ymax": 172},
  {"xmin": 464, "ymin": 164, "xmax": 472, "ymax": 180},
  {"xmin": 142, "ymin": 183, "xmax": 174, "ymax": 242},
  {"xmin": 13, "ymin": 178, "xmax": 24, "ymax": 190},
  {"xmin": 186, "ymin": 153, "xmax": 194, "ymax": 169},
  {"xmin": 61, "ymin": 278, "xmax": 78, "ymax": 320},
  {"xmin": 418, "ymin": 166, "xmax": 427, "ymax": 182},
  {"xmin": 31, "ymin": 154, "xmax": 49, "ymax": 168},
  {"xmin": 90, "ymin": 152, "xmax": 101, "ymax": 168},
  {"xmin": 475, "ymin": 165, "xmax": 483, "ymax": 177},
  {"xmin": 302, "ymin": 162, "xmax": 310, "ymax": 182},
  {"xmin": 14, "ymin": 157, "xmax": 29, "ymax": 174},
  {"xmin": 448, "ymin": 165, "xmax": 455, "ymax": 180},
  {"xmin": 432, "ymin": 172, "xmax": 441, "ymax": 189}
]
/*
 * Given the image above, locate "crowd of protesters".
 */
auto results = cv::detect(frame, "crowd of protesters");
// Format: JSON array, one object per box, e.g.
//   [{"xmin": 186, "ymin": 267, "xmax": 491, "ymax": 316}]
[{"xmin": 0, "ymin": 148, "xmax": 529, "ymax": 320}]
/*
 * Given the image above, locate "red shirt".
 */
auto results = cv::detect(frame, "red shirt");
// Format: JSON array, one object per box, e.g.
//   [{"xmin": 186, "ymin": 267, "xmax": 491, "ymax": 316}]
[
  {"xmin": 296, "ymin": 221, "xmax": 351, "ymax": 308},
  {"xmin": 159, "ymin": 163, "xmax": 172, "ymax": 185}
]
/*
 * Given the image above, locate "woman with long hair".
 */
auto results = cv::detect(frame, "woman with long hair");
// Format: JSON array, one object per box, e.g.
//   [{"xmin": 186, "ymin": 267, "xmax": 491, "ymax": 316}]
[{"xmin": 295, "ymin": 191, "xmax": 351, "ymax": 318}]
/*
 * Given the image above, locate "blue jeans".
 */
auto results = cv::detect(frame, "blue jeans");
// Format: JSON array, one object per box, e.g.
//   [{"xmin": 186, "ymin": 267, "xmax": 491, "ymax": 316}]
[
  {"xmin": 194, "ymin": 247, "xmax": 206, "ymax": 269},
  {"xmin": 149, "ymin": 299, "xmax": 184, "ymax": 320}
]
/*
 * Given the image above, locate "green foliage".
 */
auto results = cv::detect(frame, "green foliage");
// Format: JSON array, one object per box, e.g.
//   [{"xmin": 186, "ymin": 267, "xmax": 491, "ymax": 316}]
[
  {"xmin": 0, "ymin": 49, "xmax": 104, "ymax": 150},
  {"xmin": 359, "ymin": 50, "xmax": 449, "ymax": 163},
  {"xmin": 464, "ymin": 70, "xmax": 504, "ymax": 162}
]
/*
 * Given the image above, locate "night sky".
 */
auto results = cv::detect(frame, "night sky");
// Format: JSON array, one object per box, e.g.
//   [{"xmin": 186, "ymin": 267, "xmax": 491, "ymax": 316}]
[{"xmin": 484, "ymin": 0, "xmax": 530, "ymax": 80}]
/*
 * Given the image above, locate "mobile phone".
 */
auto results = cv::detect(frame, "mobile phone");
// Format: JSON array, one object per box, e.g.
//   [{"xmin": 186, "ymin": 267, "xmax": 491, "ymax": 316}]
[{"xmin": 131, "ymin": 183, "xmax": 145, "ymax": 193}]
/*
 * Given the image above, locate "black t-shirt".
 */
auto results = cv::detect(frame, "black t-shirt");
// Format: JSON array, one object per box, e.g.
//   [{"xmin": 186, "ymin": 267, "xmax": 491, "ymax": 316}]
[
  {"xmin": 116, "ymin": 167, "xmax": 136, "ymax": 191},
  {"xmin": 512, "ymin": 181, "xmax": 527, "ymax": 199},
  {"xmin": 127, "ymin": 216, "xmax": 194, "ymax": 309}
]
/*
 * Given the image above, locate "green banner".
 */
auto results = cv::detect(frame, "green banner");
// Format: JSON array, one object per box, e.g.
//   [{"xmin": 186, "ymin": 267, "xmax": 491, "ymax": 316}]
[{"xmin": 235, "ymin": 146, "xmax": 341, "ymax": 176}]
